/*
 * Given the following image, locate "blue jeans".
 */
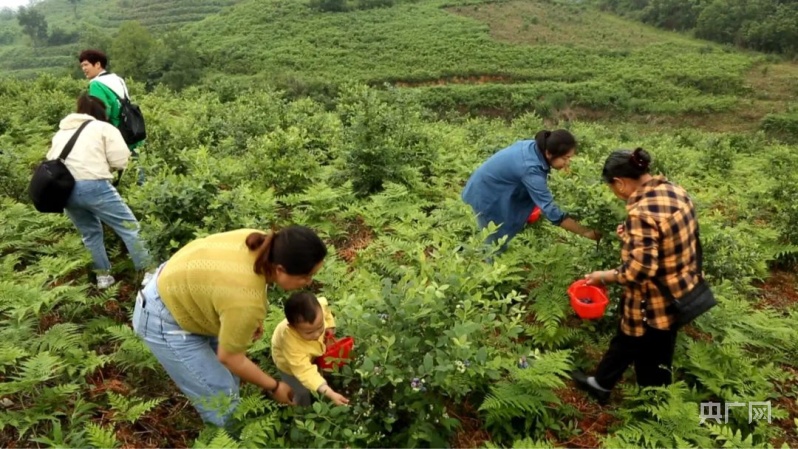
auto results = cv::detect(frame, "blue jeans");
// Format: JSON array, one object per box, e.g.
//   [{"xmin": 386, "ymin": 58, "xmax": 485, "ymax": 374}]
[
  {"xmin": 133, "ymin": 268, "xmax": 241, "ymax": 428},
  {"xmin": 65, "ymin": 180, "xmax": 151, "ymax": 272}
]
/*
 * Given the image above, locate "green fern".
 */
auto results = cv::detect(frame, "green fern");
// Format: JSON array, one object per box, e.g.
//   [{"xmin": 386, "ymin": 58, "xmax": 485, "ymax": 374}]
[
  {"xmin": 0, "ymin": 409, "xmax": 59, "ymax": 440},
  {"xmin": 2, "ymin": 352, "xmax": 63, "ymax": 395},
  {"xmin": 86, "ymin": 422, "xmax": 120, "ymax": 449},
  {"xmin": 36, "ymin": 323, "xmax": 83, "ymax": 353},
  {"xmin": 107, "ymin": 391, "xmax": 164, "ymax": 424},
  {"xmin": 239, "ymin": 415, "xmax": 287, "ymax": 448},
  {"xmin": 603, "ymin": 383, "xmax": 716, "ymax": 448},
  {"xmin": 0, "ymin": 343, "xmax": 29, "ymax": 373},
  {"xmin": 105, "ymin": 324, "xmax": 159, "ymax": 371},
  {"xmin": 480, "ymin": 350, "xmax": 572, "ymax": 425},
  {"xmin": 512, "ymin": 437, "xmax": 556, "ymax": 448},
  {"xmin": 232, "ymin": 394, "xmax": 272, "ymax": 420},
  {"xmin": 193, "ymin": 427, "xmax": 241, "ymax": 449}
]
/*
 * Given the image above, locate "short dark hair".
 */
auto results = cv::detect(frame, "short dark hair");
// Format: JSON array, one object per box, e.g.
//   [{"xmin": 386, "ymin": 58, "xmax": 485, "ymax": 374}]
[
  {"xmin": 246, "ymin": 225, "xmax": 327, "ymax": 277},
  {"xmin": 78, "ymin": 49, "xmax": 108, "ymax": 69},
  {"xmin": 602, "ymin": 147, "xmax": 652, "ymax": 183},
  {"xmin": 284, "ymin": 292, "xmax": 321, "ymax": 326},
  {"xmin": 534, "ymin": 129, "xmax": 577, "ymax": 159},
  {"xmin": 76, "ymin": 93, "xmax": 108, "ymax": 121}
]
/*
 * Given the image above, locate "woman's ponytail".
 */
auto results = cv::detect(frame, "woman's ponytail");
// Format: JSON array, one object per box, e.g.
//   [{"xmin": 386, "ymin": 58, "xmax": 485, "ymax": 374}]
[
  {"xmin": 247, "ymin": 230, "xmax": 277, "ymax": 276},
  {"xmin": 601, "ymin": 147, "xmax": 653, "ymax": 183},
  {"xmin": 629, "ymin": 147, "xmax": 651, "ymax": 171},
  {"xmin": 534, "ymin": 130, "xmax": 551, "ymax": 152}
]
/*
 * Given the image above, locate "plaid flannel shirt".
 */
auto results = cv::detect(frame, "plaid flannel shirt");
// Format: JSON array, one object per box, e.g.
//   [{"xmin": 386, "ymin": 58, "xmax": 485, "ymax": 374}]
[{"xmin": 616, "ymin": 176, "xmax": 701, "ymax": 337}]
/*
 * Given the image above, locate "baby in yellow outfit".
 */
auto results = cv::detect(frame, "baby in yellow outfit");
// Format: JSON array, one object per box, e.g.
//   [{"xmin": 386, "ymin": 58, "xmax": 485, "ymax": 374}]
[{"xmin": 271, "ymin": 292, "xmax": 349, "ymax": 406}]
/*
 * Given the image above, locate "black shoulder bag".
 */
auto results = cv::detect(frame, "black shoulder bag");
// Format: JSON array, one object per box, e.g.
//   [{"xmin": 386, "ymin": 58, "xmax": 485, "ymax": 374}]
[
  {"xmin": 652, "ymin": 226, "xmax": 717, "ymax": 329},
  {"xmin": 28, "ymin": 121, "xmax": 92, "ymax": 213}
]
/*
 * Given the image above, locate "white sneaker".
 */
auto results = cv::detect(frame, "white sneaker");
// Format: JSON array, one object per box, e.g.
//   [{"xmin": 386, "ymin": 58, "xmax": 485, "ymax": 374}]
[
  {"xmin": 97, "ymin": 274, "xmax": 116, "ymax": 289},
  {"xmin": 142, "ymin": 271, "xmax": 156, "ymax": 287}
]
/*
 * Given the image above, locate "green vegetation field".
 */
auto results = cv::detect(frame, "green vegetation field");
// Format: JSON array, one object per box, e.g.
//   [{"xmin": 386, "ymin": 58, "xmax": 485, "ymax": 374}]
[{"xmin": 1, "ymin": 0, "xmax": 797, "ymax": 447}]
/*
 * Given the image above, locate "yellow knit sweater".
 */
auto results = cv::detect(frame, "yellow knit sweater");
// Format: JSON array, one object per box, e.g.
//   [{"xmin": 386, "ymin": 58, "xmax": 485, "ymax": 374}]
[{"xmin": 157, "ymin": 229, "xmax": 268, "ymax": 353}]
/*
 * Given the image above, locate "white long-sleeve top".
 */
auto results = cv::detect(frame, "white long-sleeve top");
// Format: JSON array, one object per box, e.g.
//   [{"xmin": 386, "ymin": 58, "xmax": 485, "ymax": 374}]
[{"xmin": 46, "ymin": 114, "xmax": 130, "ymax": 181}]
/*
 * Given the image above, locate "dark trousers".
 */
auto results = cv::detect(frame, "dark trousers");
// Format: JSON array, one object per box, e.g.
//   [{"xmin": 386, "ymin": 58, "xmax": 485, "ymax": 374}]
[{"xmin": 594, "ymin": 325, "xmax": 678, "ymax": 390}]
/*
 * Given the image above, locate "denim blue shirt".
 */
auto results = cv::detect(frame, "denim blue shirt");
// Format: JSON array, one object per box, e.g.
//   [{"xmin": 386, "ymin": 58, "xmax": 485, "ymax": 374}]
[{"xmin": 462, "ymin": 140, "xmax": 567, "ymax": 242}]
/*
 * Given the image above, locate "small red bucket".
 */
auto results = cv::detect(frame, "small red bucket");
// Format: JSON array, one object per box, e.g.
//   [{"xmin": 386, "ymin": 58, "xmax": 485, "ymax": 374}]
[
  {"xmin": 316, "ymin": 337, "xmax": 355, "ymax": 370},
  {"xmin": 527, "ymin": 206, "xmax": 542, "ymax": 224},
  {"xmin": 568, "ymin": 280, "xmax": 609, "ymax": 319}
]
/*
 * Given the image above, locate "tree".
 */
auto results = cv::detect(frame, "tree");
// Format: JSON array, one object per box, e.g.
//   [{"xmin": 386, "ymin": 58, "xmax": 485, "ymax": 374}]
[
  {"xmin": 357, "ymin": 0, "xmax": 395, "ymax": 9},
  {"xmin": 742, "ymin": 3, "xmax": 798, "ymax": 55},
  {"xmin": 109, "ymin": 21, "xmax": 156, "ymax": 82},
  {"xmin": 149, "ymin": 32, "xmax": 204, "ymax": 91},
  {"xmin": 16, "ymin": 6, "xmax": 48, "ymax": 47},
  {"xmin": 68, "ymin": 0, "xmax": 81, "ymax": 19},
  {"xmin": 640, "ymin": 0, "xmax": 708, "ymax": 30},
  {"xmin": 47, "ymin": 27, "xmax": 79, "ymax": 46},
  {"xmin": 308, "ymin": 0, "xmax": 348, "ymax": 12}
]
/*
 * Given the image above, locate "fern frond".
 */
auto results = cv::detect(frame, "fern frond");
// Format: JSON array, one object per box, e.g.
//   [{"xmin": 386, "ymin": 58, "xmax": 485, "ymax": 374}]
[
  {"xmin": 707, "ymin": 424, "xmax": 760, "ymax": 448},
  {"xmin": 196, "ymin": 428, "xmax": 240, "ymax": 449},
  {"xmin": 107, "ymin": 392, "xmax": 165, "ymax": 424},
  {"xmin": 12, "ymin": 351, "xmax": 62, "ymax": 384},
  {"xmin": 36, "ymin": 323, "xmax": 83, "ymax": 353},
  {"xmin": 239, "ymin": 415, "xmax": 285, "ymax": 448},
  {"xmin": 480, "ymin": 350, "xmax": 572, "ymax": 426},
  {"xmin": 105, "ymin": 325, "xmax": 158, "ymax": 371},
  {"xmin": 232, "ymin": 394, "xmax": 271, "ymax": 420},
  {"xmin": 0, "ymin": 343, "xmax": 29, "ymax": 373},
  {"xmin": 86, "ymin": 422, "xmax": 120, "ymax": 449}
]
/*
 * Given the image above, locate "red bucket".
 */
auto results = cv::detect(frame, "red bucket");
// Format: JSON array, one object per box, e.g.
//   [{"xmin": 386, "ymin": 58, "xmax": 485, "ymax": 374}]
[
  {"xmin": 568, "ymin": 280, "xmax": 609, "ymax": 319},
  {"xmin": 316, "ymin": 336, "xmax": 355, "ymax": 370},
  {"xmin": 527, "ymin": 206, "xmax": 542, "ymax": 224}
]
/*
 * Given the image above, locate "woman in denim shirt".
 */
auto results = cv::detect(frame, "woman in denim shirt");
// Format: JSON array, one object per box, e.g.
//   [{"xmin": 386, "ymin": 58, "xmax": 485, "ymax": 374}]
[{"xmin": 462, "ymin": 129, "xmax": 600, "ymax": 252}]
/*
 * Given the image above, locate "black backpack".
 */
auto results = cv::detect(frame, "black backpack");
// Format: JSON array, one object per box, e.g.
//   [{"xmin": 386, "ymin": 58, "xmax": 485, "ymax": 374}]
[
  {"xmin": 98, "ymin": 73, "xmax": 146, "ymax": 146},
  {"xmin": 28, "ymin": 121, "xmax": 91, "ymax": 213}
]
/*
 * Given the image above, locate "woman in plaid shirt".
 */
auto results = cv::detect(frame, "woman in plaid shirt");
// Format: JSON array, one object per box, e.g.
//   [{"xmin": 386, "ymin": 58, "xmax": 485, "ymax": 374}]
[{"xmin": 572, "ymin": 148, "xmax": 700, "ymax": 403}]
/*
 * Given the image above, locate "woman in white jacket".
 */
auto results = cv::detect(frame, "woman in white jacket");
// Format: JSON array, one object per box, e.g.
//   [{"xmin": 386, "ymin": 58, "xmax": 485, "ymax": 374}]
[{"xmin": 47, "ymin": 94, "xmax": 153, "ymax": 288}]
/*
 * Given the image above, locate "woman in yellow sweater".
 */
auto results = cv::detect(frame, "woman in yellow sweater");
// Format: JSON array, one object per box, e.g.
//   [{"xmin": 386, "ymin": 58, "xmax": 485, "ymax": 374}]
[{"xmin": 132, "ymin": 226, "xmax": 327, "ymax": 428}]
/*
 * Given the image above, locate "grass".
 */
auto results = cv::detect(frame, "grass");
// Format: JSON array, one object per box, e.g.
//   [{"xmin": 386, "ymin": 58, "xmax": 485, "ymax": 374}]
[{"xmin": 447, "ymin": 0, "xmax": 692, "ymax": 49}]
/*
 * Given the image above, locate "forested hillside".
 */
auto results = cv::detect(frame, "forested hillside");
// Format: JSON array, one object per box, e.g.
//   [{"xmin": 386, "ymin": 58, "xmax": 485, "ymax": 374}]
[{"xmin": 595, "ymin": 0, "xmax": 798, "ymax": 56}]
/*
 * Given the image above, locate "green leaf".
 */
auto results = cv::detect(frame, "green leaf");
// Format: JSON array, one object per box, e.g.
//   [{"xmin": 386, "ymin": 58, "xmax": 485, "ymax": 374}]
[
  {"xmin": 476, "ymin": 347, "xmax": 488, "ymax": 363},
  {"xmin": 423, "ymin": 352, "xmax": 434, "ymax": 373},
  {"xmin": 361, "ymin": 357, "xmax": 374, "ymax": 372}
]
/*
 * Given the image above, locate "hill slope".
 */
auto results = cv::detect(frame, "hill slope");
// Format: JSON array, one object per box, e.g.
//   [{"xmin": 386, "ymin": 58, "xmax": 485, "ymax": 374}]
[
  {"xmin": 0, "ymin": 0, "xmax": 795, "ymax": 131},
  {"xmin": 0, "ymin": 0, "xmax": 239, "ymax": 77},
  {"xmin": 186, "ymin": 0, "xmax": 796, "ymax": 127}
]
